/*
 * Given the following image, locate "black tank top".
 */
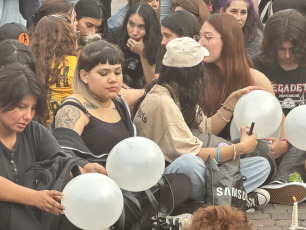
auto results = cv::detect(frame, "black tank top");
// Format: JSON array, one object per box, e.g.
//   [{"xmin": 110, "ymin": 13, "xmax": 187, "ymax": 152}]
[
  {"xmin": 81, "ymin": 114, "xmax": 130, "ymax": 155},
  {"xmin": 54, "ymin": 98, "xmax": 132, "ymax": 155}
]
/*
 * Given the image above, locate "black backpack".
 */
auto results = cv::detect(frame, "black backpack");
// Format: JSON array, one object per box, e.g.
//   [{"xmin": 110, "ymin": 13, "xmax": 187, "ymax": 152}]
[{"xmin": 10, "ymin": 156, "xmax": 81, "ymax": 230}]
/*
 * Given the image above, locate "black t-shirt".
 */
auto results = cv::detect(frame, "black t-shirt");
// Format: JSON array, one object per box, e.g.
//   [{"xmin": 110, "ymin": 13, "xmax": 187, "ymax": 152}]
[
  {"xmin": 107, "ymin": 27, "xmax": 145, "ymax": 88},
  {"xmin": 252, "ymin": 55, "xmax": 306, "ymax": 116},
  {"xmin": 0, "ymin": 121, "xmax": 63, "ymax": 229}
]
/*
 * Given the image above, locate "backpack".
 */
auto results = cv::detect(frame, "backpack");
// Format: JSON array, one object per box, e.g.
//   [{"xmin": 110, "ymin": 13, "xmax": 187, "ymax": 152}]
[
  {"xmin": 112, "ymin": 173, "xmax": 192, "ymax": 230},
  {"xmin": 14, "ymin": 156, "xmax": 81, "ymax": 230}
]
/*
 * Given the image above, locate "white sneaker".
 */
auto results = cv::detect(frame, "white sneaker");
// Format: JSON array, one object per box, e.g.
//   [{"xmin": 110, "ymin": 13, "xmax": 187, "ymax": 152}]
[
  {"xmin": 246, "ymin": 188, "xmax": 270, "ymax": 211},
  {"xmin": 261, "ymin": 181, "xmax": 306, "ymax": 204}
]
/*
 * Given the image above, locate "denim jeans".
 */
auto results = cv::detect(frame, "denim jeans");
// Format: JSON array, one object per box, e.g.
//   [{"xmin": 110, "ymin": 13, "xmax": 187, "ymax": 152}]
[
  {"xmin": 107, "ymin": 4, "xmax": 129, "ymax": 29},
  {"xmin": 0, "ymin": 0, "xmax": 26, "ymax": 26},
  {"xmin": 160, "ymin": 0, "xmax": 170, "ymax": 20},
  {"xmin": 164, "ymin": 154, "xmax": 270, "ymax": 201},
  {"xmin": 274, "ymin": 145, "xmax": 306, "ymax": 183}
]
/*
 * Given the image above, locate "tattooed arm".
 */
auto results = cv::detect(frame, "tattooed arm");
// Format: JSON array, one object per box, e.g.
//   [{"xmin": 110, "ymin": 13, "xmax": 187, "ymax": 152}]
[
  {"xmin": 54, "ymin": 104, "xmax": 88, "ymax": 135},
  {"xmin": 54, "ymin": 104, "xmax": 107, "ymax": 175}
]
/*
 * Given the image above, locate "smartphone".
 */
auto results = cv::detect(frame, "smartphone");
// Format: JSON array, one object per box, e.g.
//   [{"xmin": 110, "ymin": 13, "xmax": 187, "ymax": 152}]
[{"xmin": 249, "ymin": 122, "xmax": 255, "ymax": 135}]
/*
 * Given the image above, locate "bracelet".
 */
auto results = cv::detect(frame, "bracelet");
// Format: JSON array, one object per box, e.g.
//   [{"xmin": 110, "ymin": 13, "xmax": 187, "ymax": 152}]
[
  {"xmin": 217, "ymin": 110, "xmax": 230, "ymax": 123},
  {"xmin": 216, "ymin": 147, "xmax": 220, "ymax": 163},
  {"xmin": 281, "ymin": 139, "xmax": 290, "ymax": 147},
  {"xmin": 232, "ymin": 144, "xmax": 236, "ymax": 160},
  {"xmin": 221, "ymin": 103, "xmax": 234, "ymax": 113},
  {"xmin": 225, "ymin": 101, "xmax": 234, "ymax": 109}
]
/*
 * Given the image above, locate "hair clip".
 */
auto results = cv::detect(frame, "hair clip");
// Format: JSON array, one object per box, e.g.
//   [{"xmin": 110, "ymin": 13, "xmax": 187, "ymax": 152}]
[{"xmin": 51, "ymin": 14, "xmax": 68, "ymax": 22}]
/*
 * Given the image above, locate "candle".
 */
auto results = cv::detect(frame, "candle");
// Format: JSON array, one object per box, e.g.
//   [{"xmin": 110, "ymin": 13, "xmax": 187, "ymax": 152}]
[{"xmin": 292, "ymin": 196, "xmax": 298, "ymax": 227}]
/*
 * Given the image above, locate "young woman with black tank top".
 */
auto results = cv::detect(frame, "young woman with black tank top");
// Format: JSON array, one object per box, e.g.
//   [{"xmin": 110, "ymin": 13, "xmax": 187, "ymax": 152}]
[{"xmin": 54, "ymin": 40, "xmax": 136, "ymax": 157}]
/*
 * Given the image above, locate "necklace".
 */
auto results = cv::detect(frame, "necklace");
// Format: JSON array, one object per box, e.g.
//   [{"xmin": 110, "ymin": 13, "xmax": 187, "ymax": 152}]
[{"xmin": 96, "ymin": 98, "xmax": 112, "ymax": 108}]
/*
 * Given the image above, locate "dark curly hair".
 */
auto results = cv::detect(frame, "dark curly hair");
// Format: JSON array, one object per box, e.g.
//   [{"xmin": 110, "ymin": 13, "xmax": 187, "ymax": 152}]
[{"xmin": 259, "ymin": 9, "xmax": 306, "ymax": 66}]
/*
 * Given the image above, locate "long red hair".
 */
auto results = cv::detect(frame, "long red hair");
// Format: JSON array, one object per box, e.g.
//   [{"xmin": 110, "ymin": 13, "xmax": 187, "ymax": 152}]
[{"xmin": 203, "ymin": 14, "xmax": 254, "ymax": 118}]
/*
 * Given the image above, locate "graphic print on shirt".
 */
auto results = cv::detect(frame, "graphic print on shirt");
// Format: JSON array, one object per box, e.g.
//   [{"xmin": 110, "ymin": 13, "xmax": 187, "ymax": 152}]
[
  {"xmin": 49, "ymin": 66, "xmax": 71, "ymax": 120},
  {"xmin": 127, "ymin": 57, "xmax": 139, "ymax": 70},
  {"xmin": 271, "ymin": 81, "xmax": 306, "ymax": 113}
]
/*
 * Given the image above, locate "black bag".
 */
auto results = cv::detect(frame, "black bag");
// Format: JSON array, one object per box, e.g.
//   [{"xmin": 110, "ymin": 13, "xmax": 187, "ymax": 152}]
[
  {"xmin": 14, "ymin": 156, "xmax": 81, "ymax": 230},
  {"xmin": 113, "ymin": 173, "xmax": 192, "ymax": 230},
  {"xmin": 204, "ymin": 156, "xmax": 247, "ymax": 211}
]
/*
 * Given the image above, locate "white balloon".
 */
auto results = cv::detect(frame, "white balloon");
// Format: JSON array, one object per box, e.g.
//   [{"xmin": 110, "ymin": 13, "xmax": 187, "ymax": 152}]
[
  {"xmin": 62, "ymin": 173, "xmax": 123, "ymax": 230},
  {"xmin": 230, "ymin": 119, "xmax": 241, "ymax": 140},
  {"xmin": 230, "ymin": 119, "xmax": 281, "ymax": 140},
  {"xmin": 284, "ymin": 105, "xmax": 306, "ymax": 151},
  {"xmin": 233, "ymin": 90, "xmax": 282, "ymax": 139},
  {"xmin": 106, "ymin": 137, "xmax": 165, "ymax": 192}
]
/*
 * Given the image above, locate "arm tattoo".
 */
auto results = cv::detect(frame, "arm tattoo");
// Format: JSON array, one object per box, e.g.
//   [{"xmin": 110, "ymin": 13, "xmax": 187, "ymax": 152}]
[{"xmin": 55, "ymin": 105, "xmax": 81, "ymax": 129}]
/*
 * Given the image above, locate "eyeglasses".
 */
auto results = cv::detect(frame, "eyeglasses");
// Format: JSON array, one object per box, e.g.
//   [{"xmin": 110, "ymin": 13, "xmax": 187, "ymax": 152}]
[{"xmin": 193, "ymin": 34, "xmax": 222, "ymax": 43}]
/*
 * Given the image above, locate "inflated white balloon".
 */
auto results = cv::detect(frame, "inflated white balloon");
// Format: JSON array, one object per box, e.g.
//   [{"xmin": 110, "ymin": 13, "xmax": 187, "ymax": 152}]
[
  {"xmin": 284, "ymin": 105, "xmax": 306, "ymax": 151},
  {"xmin": 106, "ymin": 137, "xmax": 165, "ymax": 192},
  {"xmin": 230, "ymin": 119, "xmax": 281, "ymax": 140},
  {"xmin": 233, "ymin": 90, "xmax": 282, "ymax": 139},
  {"xmin": 230, "ymin": 119, "xmax": 241, "ymax": 140},
  {"xmin": 62, "ymin": 173, "xmax": 123, "ymax": 230}
]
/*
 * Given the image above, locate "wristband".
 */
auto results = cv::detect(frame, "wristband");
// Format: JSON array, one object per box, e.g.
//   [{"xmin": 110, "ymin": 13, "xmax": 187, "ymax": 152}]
[
  {"xmin": 232, "ymin": 144, "xmax": 236, "ymax": 160},
  {"xmin": 216, "ymin": 147, "xmax": 220, "ymax": 163},
  {"xmin": 281, "ymin": 139, "xmax": 290, "ymax": 147},
  {"xmin": 221, "ymin": 103, "xmax": 234, "ymax": 113}
]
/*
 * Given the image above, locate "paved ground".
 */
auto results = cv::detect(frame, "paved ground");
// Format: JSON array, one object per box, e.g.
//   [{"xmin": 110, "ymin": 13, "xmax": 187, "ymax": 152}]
[
  {"xmin": 247, "ymin": 202, "xmax": 306, "ymax": 229},
  {"xmin": 110, "ymin": 1, "xmax": 306, "ymax": 229}
]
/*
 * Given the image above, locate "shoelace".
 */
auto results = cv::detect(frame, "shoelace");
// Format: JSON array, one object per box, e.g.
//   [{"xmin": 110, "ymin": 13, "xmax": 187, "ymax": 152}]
[{"xmin": 246, "ymin": 197, "xmax": 257, "ymax": 209}]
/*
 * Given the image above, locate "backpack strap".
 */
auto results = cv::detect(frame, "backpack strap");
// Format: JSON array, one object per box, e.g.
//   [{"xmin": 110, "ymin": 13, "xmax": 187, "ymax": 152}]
[
  {"xmin": 113, "ymin": 96, "xmax": 135, "ymax": 137},
  {"xmin": 260, "ymin": 0, "xmax": 273, "ymax": 21},
  {"xmin": 50, "ymin": 98, "xmax": 91, "ymax": 130},
  {"xmin": 59, "ymin": 97, "xmax": 90, "ymax": 117}
]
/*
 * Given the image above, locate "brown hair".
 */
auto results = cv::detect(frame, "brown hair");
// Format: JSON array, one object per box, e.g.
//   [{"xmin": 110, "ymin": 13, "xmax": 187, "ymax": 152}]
[
  {"xmin": 32, "ymin": 0, "xmax": 74, "ymax": 26},
  {"xmin": 29, "ymin": 14, "xmax": 77, "ymax": 88},
  {"xmin": 170, "ymin": 0, "xmax": 210, "ymax": 25},
  {"xmin": 188, "ymin": 205, "xmax": 253, "ymax": 230},
  {"xmin": 202, "ymin": 14, "xmax": 254, "ymax": 117},
  {"xmin": 259, "ymin": 9, "xmax": 306, "ymax": 66}
]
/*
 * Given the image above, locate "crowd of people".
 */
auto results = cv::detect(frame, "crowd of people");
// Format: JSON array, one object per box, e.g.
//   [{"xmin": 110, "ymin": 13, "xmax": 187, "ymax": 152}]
[{"xmin": 0, "ymin": 0, "xmax": 305, "ymax": 229}]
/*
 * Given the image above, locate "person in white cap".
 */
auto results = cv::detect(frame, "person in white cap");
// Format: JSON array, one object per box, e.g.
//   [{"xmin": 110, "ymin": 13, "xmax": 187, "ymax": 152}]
[{"xmin": 133, "ymin": 37, "xmax": 271, "ymax": 210}]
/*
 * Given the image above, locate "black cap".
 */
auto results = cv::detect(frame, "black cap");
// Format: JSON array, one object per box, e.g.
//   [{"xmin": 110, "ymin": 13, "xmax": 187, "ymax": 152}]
[{"xmin": 0, "ymin": 22, "xmax": 30, "ymax": 46}]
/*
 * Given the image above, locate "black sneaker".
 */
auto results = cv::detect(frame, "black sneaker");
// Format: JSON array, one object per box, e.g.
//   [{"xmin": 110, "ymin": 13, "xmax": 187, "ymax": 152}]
[
  {"xmin": 246, "ymin": 188, "xmax": 270, "ymax": 211},
  {"xmin": 152, "ymin": 213, "xmax": 192, "ymax": 230}
]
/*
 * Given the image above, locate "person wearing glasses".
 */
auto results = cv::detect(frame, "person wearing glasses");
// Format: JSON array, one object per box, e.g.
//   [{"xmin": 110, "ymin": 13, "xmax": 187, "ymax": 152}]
[
  {"xmin": 133, "ymin": 37, "xmax": 271, "ymax": 209},
  {"xmin": 198, "ymin": 13, "xmax": 278, "ymax": 138},
  {"xmin": 198, "ymin": 14, "xmax": 286, "ymax": 193}
]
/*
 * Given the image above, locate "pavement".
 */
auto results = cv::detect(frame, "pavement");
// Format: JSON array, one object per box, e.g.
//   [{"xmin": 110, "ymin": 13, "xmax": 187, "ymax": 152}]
[
  {"xmin": 110, "ymin": 1, "xmax": 306, "ymax": 229},
  {"xmin": 247, "ymin": 202, "xmax": 306, "ymax": 229}
]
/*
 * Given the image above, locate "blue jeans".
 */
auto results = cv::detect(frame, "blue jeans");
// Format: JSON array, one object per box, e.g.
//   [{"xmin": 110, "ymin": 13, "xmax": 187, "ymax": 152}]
[
  {"xmin": 164, "ymin": 154, "xmax": 270, "ymax": 201},
  {"xmin": 0, "ymin": 0, "xmax": 26, "ymax": 26},
  {"xmin": 160, "ymin": 0, "xmax": 170, "ymax": 21}
]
